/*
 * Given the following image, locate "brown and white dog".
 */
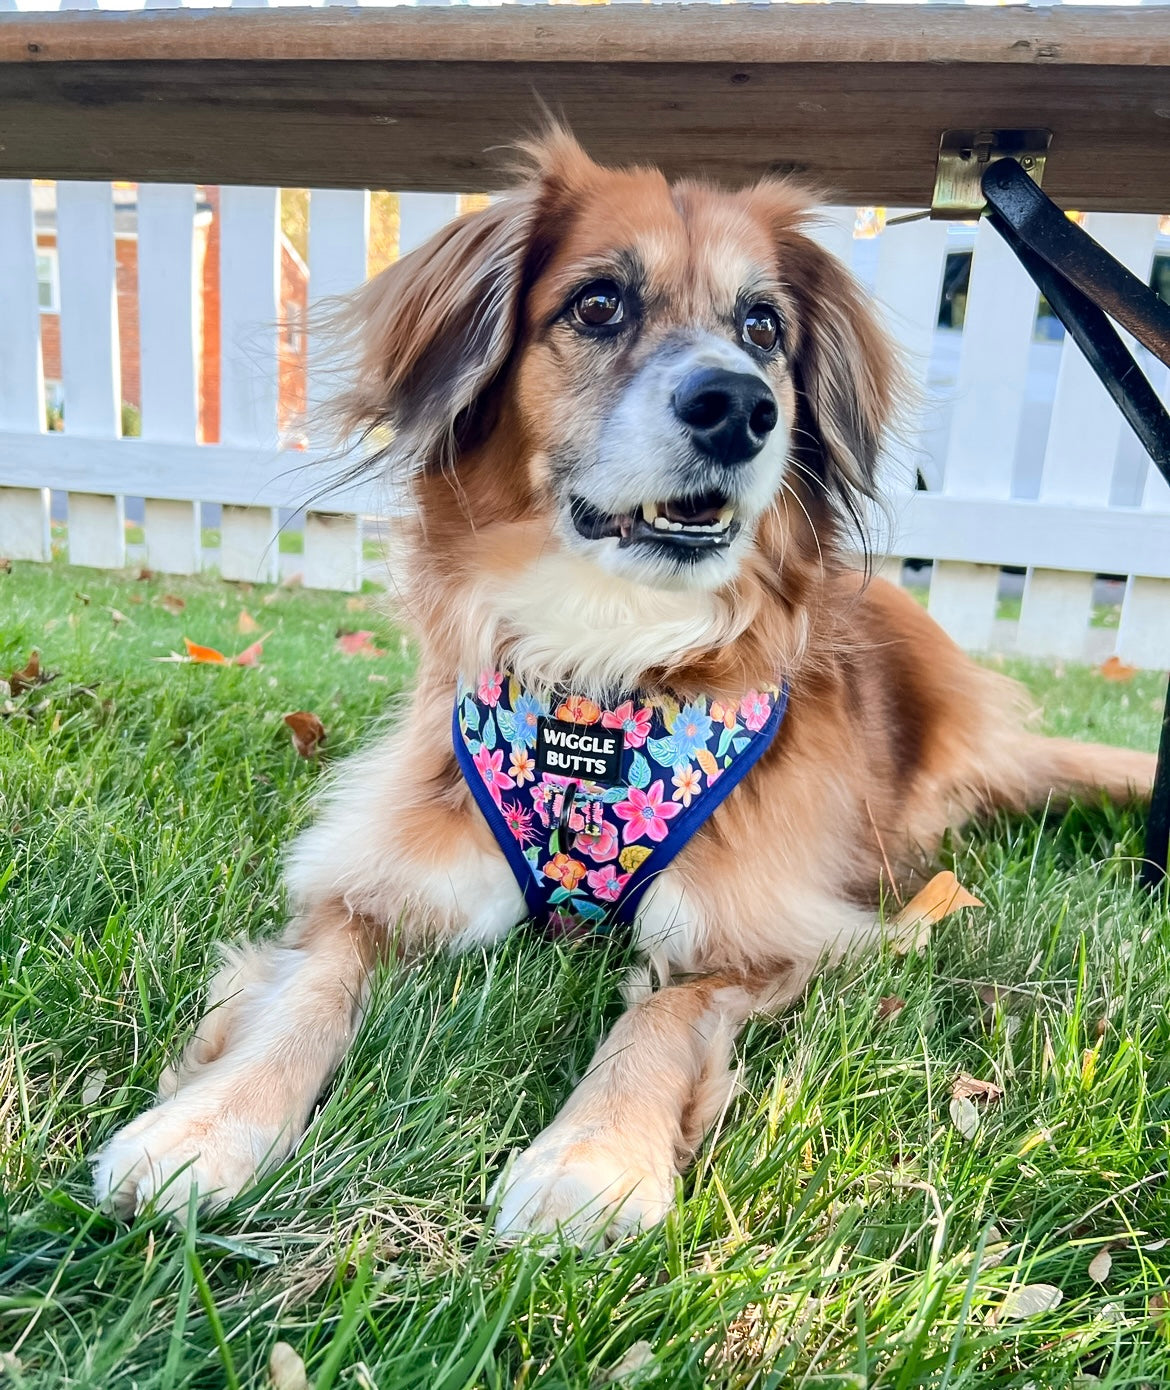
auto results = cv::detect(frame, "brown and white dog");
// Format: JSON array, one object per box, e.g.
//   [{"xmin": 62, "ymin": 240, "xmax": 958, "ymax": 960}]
[{"xmin": 94, "ymin": 130, "xmax": 1154, "ymax": 1242}]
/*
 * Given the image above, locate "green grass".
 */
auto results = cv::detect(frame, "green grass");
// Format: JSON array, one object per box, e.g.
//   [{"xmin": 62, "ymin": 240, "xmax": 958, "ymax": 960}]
[{"xmin": 2, "ymin": 561, "xmax": 1169, "ymax": 1389}]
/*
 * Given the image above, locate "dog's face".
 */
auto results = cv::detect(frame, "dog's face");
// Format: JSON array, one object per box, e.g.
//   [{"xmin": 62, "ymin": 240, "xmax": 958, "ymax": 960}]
[{"xmin": 335, "ymin": 130, "xmax": 895, "ymax": 598}]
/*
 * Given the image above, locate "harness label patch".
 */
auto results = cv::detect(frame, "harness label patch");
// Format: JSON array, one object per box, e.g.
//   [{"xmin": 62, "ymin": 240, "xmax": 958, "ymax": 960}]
[{"xmin": 534, "ymin": 717, "xmax": 622, "ymax": 785}]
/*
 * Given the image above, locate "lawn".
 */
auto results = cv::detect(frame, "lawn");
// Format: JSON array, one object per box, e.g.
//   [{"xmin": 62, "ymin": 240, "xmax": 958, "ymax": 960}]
[{"xmin": 2, "ymin": 560, "xmax": 1169, "ymax": 1389}]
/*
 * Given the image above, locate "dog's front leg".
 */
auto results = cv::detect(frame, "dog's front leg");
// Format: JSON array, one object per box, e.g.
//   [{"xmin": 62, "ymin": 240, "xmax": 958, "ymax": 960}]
[
  {"xmin": 493, "ymin": 968, "xmax": 768, "ymax": 1246},
  {"xmin": 94, "ymin": 708, "xmax": 527, "ymax": 1222}
]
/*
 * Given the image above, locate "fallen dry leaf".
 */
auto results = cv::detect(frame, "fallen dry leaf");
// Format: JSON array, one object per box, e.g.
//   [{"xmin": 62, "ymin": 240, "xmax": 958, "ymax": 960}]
[
  {"xmin": 0, "ymin": 557, "xmax": 12, "ymax": 573},
  {"xmin": 345, "ymin": 596, "xmax": 368, "ymax": 612},
  {"xmin": 107, "ymin": 607, "xmax": 127, "ymax": 625},
  {"xmin": 237, "ymin": 609, "xmax": 260, "ymax": 634},
  {"xmin": 268, "ymin": 1341, "xmax": 311, "ymax": 1390},
  {"xmin": 597, "ymin": 1340, "xmax": 654, "ymax": 1384},
  {"xmin": 136, "ymin": 566, "xmax": 154, "ymax": 581},
  {"xmin": 952, "ymin": 1073, "xmax": 1004, "ymax": 1104},
  {"xmin": 336, "ymin": 629, "xmax": 386, "ymax": 658},
  {"xmin": 282, "ymin": 571, "xmax": 304, "ymax": 589},
  {"xmin": 877, "ymin": 995, "xmax": 906, "ymax": 1021},
  {"xmin": 1100, "ymin": 655, "xmax": 1138, "ymax": 682},
  {"xmin": 284, "ymin": 711, "xmax": 326, "ymax": 759},
  {"xmin": 234, "ymin": 639, "xmax": 264, "ymax": 667},
  {"xmin": 159, "ymin": 593, "xmax": 186, "ymax": 615},
  {"xmin": 891, "ymin": 871, "xmax": 983, "ymax": 954},
  {"xmin": 184, "ymin": 639, "xmax": 228, "ymax": 665},
  {"xmin": 996, "ymin": 1283, "xmax": 1063, "ymax": 1321},
  {"xmin": 81, "ymin": 1068, "xmax": 107, "ymax": 1107},
  {"xmin": 950, "ymin": 1095, "xmax": 980, "ymax": 1141},
  {"xmin": 1088, "ymin": 1246, "xmax": 1113, "ymax": 1284},
  {"xmin": 9, "ymin": 651, "xmax": 50, "ymax": 695}
]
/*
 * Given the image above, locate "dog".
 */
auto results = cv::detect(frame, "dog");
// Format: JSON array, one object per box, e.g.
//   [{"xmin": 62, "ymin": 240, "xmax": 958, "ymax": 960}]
[{"xmin": 94, "ymin": 129, "xmax": 1155, "ymax": 1243}]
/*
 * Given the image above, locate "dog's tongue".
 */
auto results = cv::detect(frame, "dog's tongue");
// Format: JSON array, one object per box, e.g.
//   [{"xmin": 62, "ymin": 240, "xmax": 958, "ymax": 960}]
[{"xmin": 662, "ymin": 497, "xmax": 722, "ymax": 526}]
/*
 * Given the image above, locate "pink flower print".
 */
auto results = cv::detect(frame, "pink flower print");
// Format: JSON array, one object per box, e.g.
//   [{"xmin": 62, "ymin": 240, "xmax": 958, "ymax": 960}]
[
  {"xmin": 614, "ymin": 780, "xmax": 681, "ymax": 844},
  {"xmin": 509, "ymin": 747, "xmax": 536, "ymax": 784},
  {"xmin": 672, "ymin": 764, "xmax": 701, "ymax": 807},
  {"xmin": 502, "ymin": 801, "xmax": 535, "ymax": 846},
  {"xmin": 473, "ymin": 744, "xmax": 514, "ymax": 806},
  {"xmin": 602, "ymin": 700, "xmax": 654, "ymax": 749},
  {"xmin": 739, "ymin": 689, "xmax": 772, "ymax": 733},
  {"xmin": 477, "ymin": 669, "xmax": 503, "ymax": 706},
  {"xmin": 586, "ymin": 866, "xmax": 630, "ymax": 903},
  {"xmin": 577, "ymin": 818, "xmax": 619, "ymax": 862}
]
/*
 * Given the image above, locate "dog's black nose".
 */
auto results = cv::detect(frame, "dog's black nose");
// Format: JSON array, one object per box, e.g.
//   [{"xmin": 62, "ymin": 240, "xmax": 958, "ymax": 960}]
[{"xmin": 671, "ymin": 368, "xmax": 779, "ymax": 465}]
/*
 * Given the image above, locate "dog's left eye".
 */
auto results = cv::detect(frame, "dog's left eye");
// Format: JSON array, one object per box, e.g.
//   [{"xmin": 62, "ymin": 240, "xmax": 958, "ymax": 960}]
[
  {"xmin": 742, "ymin": 304, "xmax": 782, "ymax": 352},
  {"xmin": 572, "ymin": 280, "xmax": 624, "ymax": 329}
]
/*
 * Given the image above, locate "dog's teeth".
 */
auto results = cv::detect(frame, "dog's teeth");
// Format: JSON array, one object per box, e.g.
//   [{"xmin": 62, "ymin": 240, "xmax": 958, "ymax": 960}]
[
  {"xmin": 652, "ymin": 515, "xmax": 670, "ymax": 531},
  {"xmin": 718, "ymin": 506, "xmax": 735, "ymax": 526},
  {"xmin": 641, "ymin": 502, "xmax": 657, "ymax": 524},
  {"xmin": 667, "ymin": 521, "xmax": 683, "ymax": 532}
]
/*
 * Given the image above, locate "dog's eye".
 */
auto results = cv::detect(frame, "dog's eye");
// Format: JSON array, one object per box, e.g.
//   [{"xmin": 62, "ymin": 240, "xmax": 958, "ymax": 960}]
[
  {"xmin": 742, "ymin": 304, "xmax": 781, "ymax": 352},
  {"xmin": 572, "ymin": 280, "xmax": 624, "ymax": 329}
]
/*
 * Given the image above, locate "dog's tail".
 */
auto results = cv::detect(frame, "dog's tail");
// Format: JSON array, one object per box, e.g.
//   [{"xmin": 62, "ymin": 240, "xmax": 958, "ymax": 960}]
[{"xmin": 977, "ymin": 734, "xmax": 1156, "ymax": 817}]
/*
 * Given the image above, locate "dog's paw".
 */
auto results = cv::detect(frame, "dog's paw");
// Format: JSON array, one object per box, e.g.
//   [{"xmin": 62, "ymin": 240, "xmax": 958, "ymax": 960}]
[
  {"xmin": 93, "ymin": 1090, "xmax": 289, "ymax": 1223},
  {"xmin": 491, "ymin": 1126, "xmax": 675, "ymax": 1246}
]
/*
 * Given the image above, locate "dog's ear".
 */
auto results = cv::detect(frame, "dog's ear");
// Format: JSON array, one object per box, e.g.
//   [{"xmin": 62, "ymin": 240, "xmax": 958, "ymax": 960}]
[
  {"xmin": 328, "ymin": 190, "xmax": 539, "ymax": 474},
  {"xmin": 765, "ymin": 204, "xmax": 900, "ymax": 499}
]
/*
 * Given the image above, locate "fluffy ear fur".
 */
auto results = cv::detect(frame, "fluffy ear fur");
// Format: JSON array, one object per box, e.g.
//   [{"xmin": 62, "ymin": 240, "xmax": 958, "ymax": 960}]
[
  {"xmin": 324, "ymin": 190, "xmax": 539, "ymax": 475},
  {"xmin": 770, "ymin": 211, "xmax": 901, "ymax": 500}
]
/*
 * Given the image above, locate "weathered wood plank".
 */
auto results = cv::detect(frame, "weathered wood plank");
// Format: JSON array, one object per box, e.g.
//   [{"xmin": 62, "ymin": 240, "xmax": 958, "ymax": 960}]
[{"xmin": 1, "ymin": 9, "xmax": 1168, "ymax": 210}]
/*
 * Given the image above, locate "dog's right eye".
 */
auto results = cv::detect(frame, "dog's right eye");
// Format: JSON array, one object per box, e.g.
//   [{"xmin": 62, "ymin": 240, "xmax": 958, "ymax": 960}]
[{"xmin": 572, "ymin": 280, "xmax": 624, "ymax": 329}]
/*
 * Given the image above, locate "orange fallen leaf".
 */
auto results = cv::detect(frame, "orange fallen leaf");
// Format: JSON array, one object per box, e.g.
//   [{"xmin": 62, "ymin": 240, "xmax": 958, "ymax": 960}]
[
  {"xmin": 952, "ymin": 1072, "xmax": 1004, "ymax": 1104},
  {"xmin": 233, "ymin": 639, "xmax": 264, "ymax": 667},
  {"xmin": 0, "ymin": 557, "xmax": 12, "ymax": 574},
  {"xmin": 336, "ymin": 629, "xmax": 386, "ymax": 658},
  {"xmin": 877, "ymin": 995, "xmax": 906, "ymax": 1021},
  {"xmin": 237, "ymin": 609, "xmax": 260, "ymax": 634},
  {"xmin": 159, "ymin": 593, "xmax": 186, "ymax": 615},
  {"xmin": 136, "ymin": 567, "xmax": 154, "ymax": 581},
  {"xmin": 345, "ymin": 596, "xmax": 368, "ymax": 613},
  {"xmin": 9, "ymin": 651, "xmax": 55, "ymax": 695},
  {"xmin": 283, "ymin": 710, "xmax": 326, "ymax": 759},
  {"xmin": 891, "ymin": 870, "xmax": 983, "ymax": 954},
  {"xmin": 1100, "ymin": 655, "xmax": 1138, "ymax": 682},
  {"xmin": 184, "ymin": 638, "xmax": 227, "ymax": 664}
]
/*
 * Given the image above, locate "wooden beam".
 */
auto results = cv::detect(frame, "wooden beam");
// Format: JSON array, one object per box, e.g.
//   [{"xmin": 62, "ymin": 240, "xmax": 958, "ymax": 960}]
[{"xmin": 1, "ymin": 6, "xmax": 1168, "ymax": 210}]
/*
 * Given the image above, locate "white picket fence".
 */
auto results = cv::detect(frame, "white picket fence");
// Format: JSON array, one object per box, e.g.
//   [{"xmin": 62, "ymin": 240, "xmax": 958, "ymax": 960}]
[{"xmin": 1, "ymin": 0, "xmax": 1169, "ymax": 671}]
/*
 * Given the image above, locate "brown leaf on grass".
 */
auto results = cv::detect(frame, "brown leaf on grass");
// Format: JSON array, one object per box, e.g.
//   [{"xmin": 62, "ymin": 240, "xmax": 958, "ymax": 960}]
[
  {"xmin": 282, "ymin": 571, "xmax": 304, "ymax": 589},
  {"xmin": 183, "ymin": 639, "xmax": 228, "ymax": 664},
  {"xmin": 890, "ymin": 871, "xmax": 983, "ymax": 954},
  {"xmin": 877, "ymin": 995, "xmax": 906, "ymax": 1020},
  {"xmin": 1100, "ymin": 655, "xmax": 1138, "ymax": 682},
  {"xmin": 233, "ymin": 639, "xmax": 264, "ymax": 667},
  {"xmin": 1088, "ymin": 1246, "xmax": 1113, "ymax": 1284},
  {"xmin": 136, "ymin": 566, "xmax": 154, "ymax": 581},
  {"xmin": 336, "ymin": 629, "xmax": 386, "ymax": 658},
  {"xmin": 345, "ymin": 596, "xmax": 368, "ymax": 612},
  {"xmin": 268, "ymin": 1341, "xmax": 311, "ymax": 1390},
  {"xmin": 74, "ymin": 590, "xmax": 91, "ymax": 606},
  {"xmin": 952, "ymin": 1073, "xmax": 1004, "ymax": 1104},
  {"xmin": 283, "ymin": 711, "xmax": 326, "ymax": 759},
  {"xmin": 0, "ymin": 557, "xmax": 12, "ymax": 574},
  {"xmin": 237, "ymin": 609, "xmax": 260, "ymax": 634},
  {"xmin": 995, "ymin": 1283, "xmax": 1063, "ymax": 1321},
  {"xmin": 159, "ymin": 593, "xmax": 186, "ymax": 615},
  {"xmin": 107, "ymin": 607, "xmax": 128, "ymax": 626},
  {"xmin": 9, "ymin": 651, "xmax": 55, "ymax": 695}
]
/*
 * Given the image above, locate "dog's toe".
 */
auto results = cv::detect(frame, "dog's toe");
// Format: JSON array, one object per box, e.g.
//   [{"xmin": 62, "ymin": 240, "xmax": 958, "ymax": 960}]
[
  {"xmin": 491, "ymin": 1128, "xmax": 674, "ymax": 1246},
  {"xmin": 93, "ymin": 1092, "xmax": 285, "ymax": 1223}
]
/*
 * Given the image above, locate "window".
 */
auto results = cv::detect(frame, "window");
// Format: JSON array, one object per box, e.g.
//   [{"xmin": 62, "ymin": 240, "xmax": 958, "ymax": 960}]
[
  {"xmin": 1152, "ymin": 254, "xmax": 1170, "ymax": 308},
  {"xmin": 36, "ymin": 249, "xmax": 59, "ymax": 313}
]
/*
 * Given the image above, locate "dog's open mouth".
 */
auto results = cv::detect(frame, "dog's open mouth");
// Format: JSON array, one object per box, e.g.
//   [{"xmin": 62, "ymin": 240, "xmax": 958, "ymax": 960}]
[{"xmin": 570, "ymin": 491, "xmax": 740, "ymax": 551}]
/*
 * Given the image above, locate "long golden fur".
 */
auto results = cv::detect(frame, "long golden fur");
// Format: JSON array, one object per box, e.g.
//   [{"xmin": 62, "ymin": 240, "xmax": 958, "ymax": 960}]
[{"xmin": 95, "ymin": 132, "xmax": 1155, "ymax": 1242}]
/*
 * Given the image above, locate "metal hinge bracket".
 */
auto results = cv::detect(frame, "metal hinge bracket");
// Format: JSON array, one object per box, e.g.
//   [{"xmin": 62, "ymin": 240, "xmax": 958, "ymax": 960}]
[{"xmin": 931, "ymin": 128, "xmax": 1052, "ymax": 220}]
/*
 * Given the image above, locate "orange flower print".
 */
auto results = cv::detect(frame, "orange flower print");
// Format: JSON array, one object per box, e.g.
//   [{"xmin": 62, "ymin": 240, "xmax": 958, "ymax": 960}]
[
  {"xmin": 555, "ymin": 695, "xmax": 602, "ymax": 725},
  {"xmin": 672, "ymin": 764, "xmax": 701, "ymax": 807},
  {"xmin": 543, "ymin": 852, "xmax": 587, "ymax": 890},
  {"xmin": 709, "ymin": 700, "xmax": 738, "ymax": 731},
  {"xmin": 509, "ymin": 747, "xmax": 536, "ymax": 784}
]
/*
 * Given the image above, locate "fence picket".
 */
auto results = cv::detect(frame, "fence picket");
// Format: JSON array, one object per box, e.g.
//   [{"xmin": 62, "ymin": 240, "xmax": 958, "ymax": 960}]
[
  {"xmin": 398, "ymin": 193, "xmax": 461, "ymax": 257},
  {"xmin": 1018, "ymin": 214, "xmax": 1161, "ymax": 660},
  {"xmin": 218, "ymin": 185, "xmax": 281, "ymax": 583},
  {"xmin": 927, "ymin": 218, "xmax": 1039, "ymax": 650},
  {"xmin": 138, "ymin": 183, "xmax": 202, "ymax": 574},
  {"xmin": 57, "ymin": 181, "xmax": 124, "ymax": 569},
  {"xmin": 1118, "ymin": 356, "xmax": 1170, "ymax": 670},
  {"xmin": 303, "ymin": 187, "xmax": 369, "ymax": 592},
  {"xmin": 0, "ymin": 180, "xmax": 50, "ymax": 561}
]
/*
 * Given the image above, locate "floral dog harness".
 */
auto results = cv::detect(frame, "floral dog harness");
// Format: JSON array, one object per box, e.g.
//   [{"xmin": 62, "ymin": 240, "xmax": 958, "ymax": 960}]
[{"xmin": 453, "ymin": 669, "xmax": 788, "ymax": 933}]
